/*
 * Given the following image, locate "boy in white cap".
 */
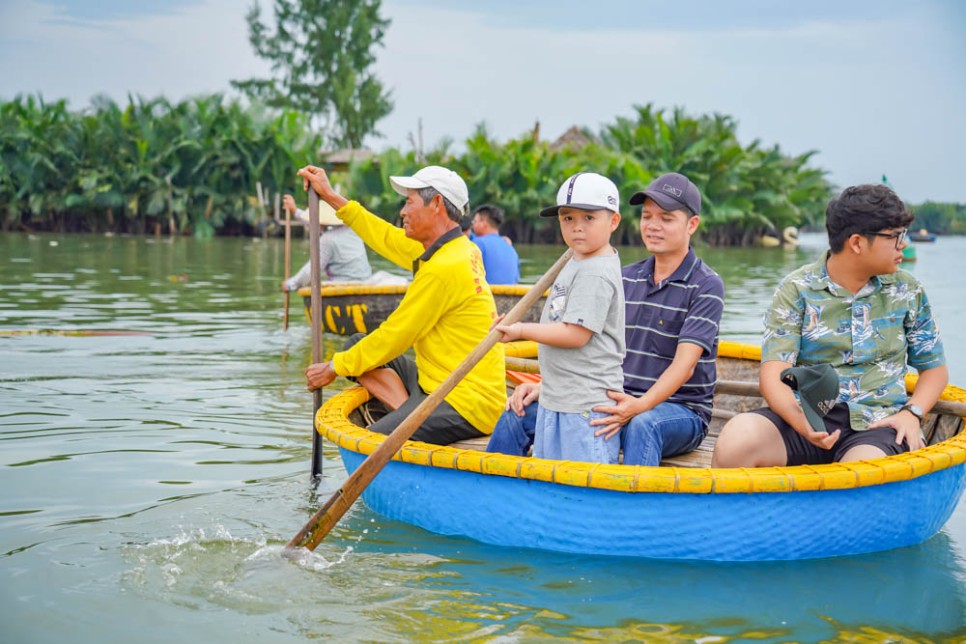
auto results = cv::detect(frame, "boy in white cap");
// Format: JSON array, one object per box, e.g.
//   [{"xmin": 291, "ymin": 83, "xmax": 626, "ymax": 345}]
[
  {"xmin": 298, "ymin": 164, "xmax": 506, "ymax": 445},
  {"xmin": 487, "ymin": 172, "xmax": 725, "ymax": 467},
  {"xmin": 494, "ymin": 172, "xmax": 625, "ymax": 464}
]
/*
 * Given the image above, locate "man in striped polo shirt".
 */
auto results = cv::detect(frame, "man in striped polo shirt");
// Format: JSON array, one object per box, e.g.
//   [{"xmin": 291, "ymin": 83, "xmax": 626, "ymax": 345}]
[
  {"xmin": 487, "ymin": 172, "xmax": 724, "ymax": 465},
  {"xmin": 590, "ymin": 173, "xmax": 724, "ymax": 465}
]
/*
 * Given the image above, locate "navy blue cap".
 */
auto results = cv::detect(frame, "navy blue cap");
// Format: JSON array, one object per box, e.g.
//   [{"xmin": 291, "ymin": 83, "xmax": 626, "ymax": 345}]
[{"xmin": 629, "ymin": 172, "xmax": 701, "ymax": 215}]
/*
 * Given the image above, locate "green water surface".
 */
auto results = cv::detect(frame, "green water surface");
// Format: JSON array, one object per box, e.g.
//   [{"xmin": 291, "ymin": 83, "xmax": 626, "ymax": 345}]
[{"xmin": 1, "ymin": 232, "xmax": 964, "ymax": 642}]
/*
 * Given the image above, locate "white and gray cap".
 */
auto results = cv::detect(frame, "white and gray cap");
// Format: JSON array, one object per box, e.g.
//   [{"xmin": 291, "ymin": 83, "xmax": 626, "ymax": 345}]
[
  {"xmin": 539, "ymin": 172, "xmax": 620, "ymax": 217},
  {"xmin": 390, "ymin": 166, "xmax": 470, "ymax": 214}
]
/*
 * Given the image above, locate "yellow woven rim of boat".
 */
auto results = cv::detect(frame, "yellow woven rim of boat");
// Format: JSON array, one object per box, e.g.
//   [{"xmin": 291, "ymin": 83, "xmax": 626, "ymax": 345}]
[
  {"xmin": 316, "ymin": 341, "xmax": 966, "ymax": 494},
  {"xmin": 298, "ymin": 283, "xmax": 537, "ymax": 298}
]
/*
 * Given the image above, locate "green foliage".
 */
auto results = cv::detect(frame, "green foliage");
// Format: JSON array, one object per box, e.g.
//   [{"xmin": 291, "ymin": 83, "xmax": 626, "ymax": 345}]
[
  {"xmin": 339, "ymin": 105, "xmax": 836, "ymax": 246},
  {"xmin": 0, "ymin": 94, "xmax": 321, "ymax": 234},
  {"xmin": 600, "ymin": 105, "xmax": 832, "ymax": 245},
  {"xmin": 910, "ymin": 201, "xmax": 966, "ymax": 235},
  {"xmin": 1, "ymin": 96, "xmax": 850, "ymax": 246},
  {"xmin": 232, "ymin": 0, "xmax": 392, "ymax": 149}
]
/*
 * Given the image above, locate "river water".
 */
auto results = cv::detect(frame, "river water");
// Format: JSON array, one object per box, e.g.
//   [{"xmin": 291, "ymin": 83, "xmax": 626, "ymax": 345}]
[{"xmin": 2, "ymin": 231, "xmax": 964, "ymax": 642}]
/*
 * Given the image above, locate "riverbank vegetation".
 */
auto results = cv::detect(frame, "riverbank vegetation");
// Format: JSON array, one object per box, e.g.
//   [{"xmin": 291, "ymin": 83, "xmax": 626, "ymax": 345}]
[
  {"xmin": 0, "ymin": 94, "xmax": 320, "ymax": 237},
  {"xmin": 2, "ymin": 94, "xmax": 959, "ymax": 243},
  {"xmin": 0, "ymin": 95, "xmax": 826, "ymax": 244}
]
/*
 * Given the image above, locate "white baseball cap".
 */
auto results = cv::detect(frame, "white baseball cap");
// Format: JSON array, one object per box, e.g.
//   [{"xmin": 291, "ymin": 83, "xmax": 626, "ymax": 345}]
[
  {"xmin": 390, "ymin": 166, "xmax": 470, "ymax": 215},
  {"xmin": 539, "ymin": 172, "xmax": 620, "ymax": 217}
]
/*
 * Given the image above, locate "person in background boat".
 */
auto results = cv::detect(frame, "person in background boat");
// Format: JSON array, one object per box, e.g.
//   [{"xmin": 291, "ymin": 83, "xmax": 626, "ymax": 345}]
[
  {"xmin": 493, "ymin": 172, "xmax": 625, "ymax": 464},
  {"xmin": 280, "ymin": 194, "xmax": 372, "ymax": 291},
  {"xmin": 470, "ymin": 204, "xmax": 520, "ymax": 285},
  {"xmin": 712, "ymin": 184, "xmax": 948, "ymax": 468},
  {"xmin": 487, "ymin": 172, "xmax": 725, "ymax": 467},
  {"xmin": 299, "ymin": 165, "xmax": 506, "ymax": 445},
  {"xmin": 459, "ymin": 213, "xmax": 473, "ymax": 237}
]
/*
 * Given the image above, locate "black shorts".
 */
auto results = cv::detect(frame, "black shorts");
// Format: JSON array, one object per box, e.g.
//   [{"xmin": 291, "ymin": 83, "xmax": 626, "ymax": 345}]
[
  {"xmin": 750, "ymin": 403, "xmax": 910, "ymax": 465},
  {"xmin": 343, "ymin": 334, "xmax": 484, "ymax": 445}
]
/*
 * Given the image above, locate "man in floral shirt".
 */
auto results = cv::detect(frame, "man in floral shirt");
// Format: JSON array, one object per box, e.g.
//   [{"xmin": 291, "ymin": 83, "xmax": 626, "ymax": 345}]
[{"xmin": 713, "ymin": 184, "xmax": 948, "ymax": 467}]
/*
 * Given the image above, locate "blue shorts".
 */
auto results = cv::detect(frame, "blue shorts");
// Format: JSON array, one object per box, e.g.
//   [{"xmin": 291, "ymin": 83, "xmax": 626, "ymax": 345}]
[{"xmin": 534, "ymin": 406, "xmax": 621, "ymax": 464}]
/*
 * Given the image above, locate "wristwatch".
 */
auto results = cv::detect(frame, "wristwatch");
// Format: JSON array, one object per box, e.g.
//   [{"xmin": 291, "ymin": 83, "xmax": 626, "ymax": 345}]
[{"xmin": 900, "ymin": 403, "xmax": 924, "ymax": 422}]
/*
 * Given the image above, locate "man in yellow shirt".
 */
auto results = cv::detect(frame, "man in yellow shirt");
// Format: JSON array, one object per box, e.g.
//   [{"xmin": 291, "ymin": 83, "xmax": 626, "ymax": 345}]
[{"xmin": 299, "ymin": 164, "xmax": 506, "ymax": 444}]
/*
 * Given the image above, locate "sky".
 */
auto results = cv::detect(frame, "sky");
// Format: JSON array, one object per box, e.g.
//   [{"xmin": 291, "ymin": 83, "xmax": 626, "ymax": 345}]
[{"xmin": 1, "ymin": 0, "xmax": 964, "ymax": 203}]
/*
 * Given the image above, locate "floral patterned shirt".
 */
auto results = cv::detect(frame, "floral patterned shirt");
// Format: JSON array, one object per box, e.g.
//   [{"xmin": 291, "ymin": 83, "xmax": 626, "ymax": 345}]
[{"xmin": 762, "ymin": 251, "xmax": 945, "ymax": 429}]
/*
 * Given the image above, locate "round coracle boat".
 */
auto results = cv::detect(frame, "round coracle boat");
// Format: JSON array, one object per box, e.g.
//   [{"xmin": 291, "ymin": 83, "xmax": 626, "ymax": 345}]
[
  {"xmin": 299, "ymin": 283, "xmax": 546, "ymax": 336},
  {"xmin": 315, "ymin": 341, "xmax": 966, "ymax": 561}
]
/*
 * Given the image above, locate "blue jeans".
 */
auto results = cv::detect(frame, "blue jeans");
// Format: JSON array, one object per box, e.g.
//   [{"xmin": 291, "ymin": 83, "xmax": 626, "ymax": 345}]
[
  {"xmin": 487, "ymin": 400, "xmax": 705, "ymax": 466},
  {"xmin": 486, "ymin": 402, "xmax": 538, "ymax": 456},
  {"xmin": 534, "ymin": 406, "xmax": 621, "ymax": 464},
  {"xmin": 620, "ymin": 402, "xmax": 706, "ymax": 466}
]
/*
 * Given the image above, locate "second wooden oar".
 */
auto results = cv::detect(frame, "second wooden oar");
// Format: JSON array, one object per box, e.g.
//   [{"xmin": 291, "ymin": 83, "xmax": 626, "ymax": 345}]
[
  {"xmin": 503, "ymin": 359, "xmax": 966, "ymax": 419},
  {"xmin": 282, "ymin": 193, "xmax": 292, "ymax": 331},
  {"xmin": 285, "ymin": 248, "xmax": 573, "ymax": 553}
]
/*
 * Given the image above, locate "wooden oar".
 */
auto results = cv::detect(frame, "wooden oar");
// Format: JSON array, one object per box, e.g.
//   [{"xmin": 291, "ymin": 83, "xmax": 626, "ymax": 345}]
[
  {"xmin": 503, "ymin": 359, "xmax": 966, "ymax": 418},
  {"xmin": 286, "ymin": 248, "xmax": 573, "ymax": 553},
  {"xmin": 308, "ymin": 189, "xmax": 324, "ymax": 480},
  {"xmin": 713, "ymin": 379, "xmax": 966, "ymax": 417},
  {"xmin": 282, "ymin": 195, "xmax": 292, "ymax": 331}
]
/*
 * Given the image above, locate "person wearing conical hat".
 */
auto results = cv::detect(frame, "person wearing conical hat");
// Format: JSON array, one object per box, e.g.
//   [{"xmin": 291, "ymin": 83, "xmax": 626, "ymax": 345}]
[{"xmin": 280, "ymin": 193, "xmax": 371, "ymax": 292}]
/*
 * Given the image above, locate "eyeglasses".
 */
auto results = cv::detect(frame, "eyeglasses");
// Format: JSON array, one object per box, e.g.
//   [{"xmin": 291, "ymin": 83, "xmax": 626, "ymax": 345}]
[{"xmin": 864, "ymin": 228, "xmax": 908, "ymax": 249}]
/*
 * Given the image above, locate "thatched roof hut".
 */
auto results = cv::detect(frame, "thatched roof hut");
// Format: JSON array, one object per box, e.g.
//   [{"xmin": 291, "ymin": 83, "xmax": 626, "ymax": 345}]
[
  {"xmin": 319, "ymin": 148, "xmax": 376, "ymax": 172},
  {"xmin": 549, "ymin": 126, "xmax": 596, "ymax": 152}
]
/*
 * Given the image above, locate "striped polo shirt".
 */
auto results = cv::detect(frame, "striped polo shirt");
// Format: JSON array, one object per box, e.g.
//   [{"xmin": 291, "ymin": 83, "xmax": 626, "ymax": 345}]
[{"xmin": 621, "ymin": 248, "xmax": 725, "ymax": 424}]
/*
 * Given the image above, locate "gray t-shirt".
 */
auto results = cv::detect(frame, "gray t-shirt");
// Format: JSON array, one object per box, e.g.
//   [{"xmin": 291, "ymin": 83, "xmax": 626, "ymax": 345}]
[{"xmin": 538, "ymin": 251, "xmax": 626, "ymax": 413}]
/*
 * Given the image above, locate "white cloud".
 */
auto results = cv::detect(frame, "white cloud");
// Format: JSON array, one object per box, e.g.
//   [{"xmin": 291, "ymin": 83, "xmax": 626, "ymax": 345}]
[
  {"xmin": 374, "ymin": 2, "xmax": 965, "ymax": 202},
  {"xmin": 0, "ymin": 0, "xmax": 268, "ymax": 107}
]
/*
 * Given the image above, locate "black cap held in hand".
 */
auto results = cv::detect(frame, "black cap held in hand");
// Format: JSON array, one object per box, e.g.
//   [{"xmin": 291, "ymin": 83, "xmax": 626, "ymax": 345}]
[{"xmin": 781, "ymin": 363, "xmax": 840, "ymax": 433}]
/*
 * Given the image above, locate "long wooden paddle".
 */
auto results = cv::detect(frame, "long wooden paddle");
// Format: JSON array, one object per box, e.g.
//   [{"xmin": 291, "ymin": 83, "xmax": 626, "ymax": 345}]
[
  {"xmin": 712, "ymin": 379, "xmax": 966, "ymax": 417},
  {"xmin": 286, "ymin": 248, "xmax": 573, "ymax": 553},
  {"xmin": 282, "ymin": 195, "xmax": 292, "ymax": 331},
  {"xmin": 308, "ymin": 189, "xmax": 324, "ymax": 480},
  {"xmin": 504, "ymin": 357, "xmax": 966, "ymax": 418}
]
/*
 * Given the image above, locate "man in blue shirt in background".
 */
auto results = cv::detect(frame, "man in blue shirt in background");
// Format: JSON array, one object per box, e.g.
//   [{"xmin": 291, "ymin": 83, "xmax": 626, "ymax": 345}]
[{"xmin": 471, "ymin": 204, "xmax": 520, "ymax": 285}]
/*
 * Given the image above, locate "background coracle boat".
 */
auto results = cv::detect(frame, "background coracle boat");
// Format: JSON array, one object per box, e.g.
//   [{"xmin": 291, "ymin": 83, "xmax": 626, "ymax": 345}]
[
  {"xmin": 313, "ymin": 341, "xmax": 966, "ymax": 562},
  {"xmin": 910, "ymin": 229, "xmax": 938, "ymax": 242},
  {"xmin": 298, "ymin": 283, "xmax": 546, "ymax": 335}
]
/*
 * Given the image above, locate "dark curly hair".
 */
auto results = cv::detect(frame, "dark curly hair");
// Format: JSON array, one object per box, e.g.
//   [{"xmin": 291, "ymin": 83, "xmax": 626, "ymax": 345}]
[{"xmin": 826, "ymin": 184, "xmax": 914, "ymax": 253}]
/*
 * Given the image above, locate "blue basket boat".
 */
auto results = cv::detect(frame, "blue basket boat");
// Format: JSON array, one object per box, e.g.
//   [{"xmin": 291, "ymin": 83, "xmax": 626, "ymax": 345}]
[{"xmin": 314, "ymin": 342, "xmax": 966, "ymax": 561}]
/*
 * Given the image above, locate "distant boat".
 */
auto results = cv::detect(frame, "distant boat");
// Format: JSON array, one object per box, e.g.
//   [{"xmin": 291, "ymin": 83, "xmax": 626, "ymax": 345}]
[
  {"xmin": 909, "ymin": 228, "xmax": 938, "ymax": 243},
  {"xmin": 298, "ymin": 283, "xmax": 546, "ymax": 336},
  {"xmin": 902, "ymin": 245, "xmax": 918, "ymax": 262},
  {"xmin": 314, "ymin": 341, "xmax": 966, "ymax": 561}
]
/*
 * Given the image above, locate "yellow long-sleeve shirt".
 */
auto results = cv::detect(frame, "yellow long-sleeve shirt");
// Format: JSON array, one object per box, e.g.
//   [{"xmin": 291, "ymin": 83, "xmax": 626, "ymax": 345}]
[{"xmin": 331, "ymin": 201, "xmax": 506, "ymax": 434}]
